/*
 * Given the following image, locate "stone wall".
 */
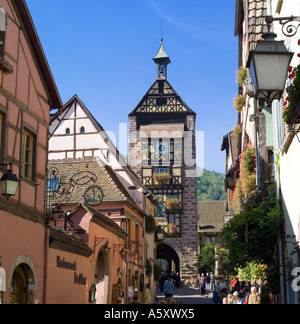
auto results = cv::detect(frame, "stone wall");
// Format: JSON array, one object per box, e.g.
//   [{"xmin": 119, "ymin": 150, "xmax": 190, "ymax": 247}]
[
  {"xmin": 176, "ymin": 114, "xmax": 198, "ymax": 287},
  {"xmin": 128, "ymin": 116, "xmax": 142, "ymax": 180},
  {"xmin": 128, "ymin": 114, "xmax": 199, "ymax": 287}
]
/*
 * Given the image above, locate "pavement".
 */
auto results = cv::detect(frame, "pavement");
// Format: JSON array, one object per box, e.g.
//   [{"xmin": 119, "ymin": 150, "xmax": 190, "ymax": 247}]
[{"xmin": 155, "ymin": 286, "xmax": 214, "ymax": 305}]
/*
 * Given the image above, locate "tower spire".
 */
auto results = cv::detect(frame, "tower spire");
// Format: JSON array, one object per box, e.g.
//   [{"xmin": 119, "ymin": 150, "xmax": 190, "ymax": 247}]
[{"xmin": 153, "ymin": 37, "xmax": 171, "ymax": 79}]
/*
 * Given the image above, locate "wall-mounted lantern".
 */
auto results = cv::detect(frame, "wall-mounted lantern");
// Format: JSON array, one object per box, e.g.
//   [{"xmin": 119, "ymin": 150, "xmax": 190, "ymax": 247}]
[{"xmin": 0, "ymin": 163, "xmax": 19, "ymax": 199}]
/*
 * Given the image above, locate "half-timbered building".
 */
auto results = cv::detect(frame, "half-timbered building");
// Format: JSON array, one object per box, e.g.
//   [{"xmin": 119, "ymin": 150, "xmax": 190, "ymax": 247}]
[{"xmin": 128, "ymin": 39, "xmax": 198, "ymax": 286}]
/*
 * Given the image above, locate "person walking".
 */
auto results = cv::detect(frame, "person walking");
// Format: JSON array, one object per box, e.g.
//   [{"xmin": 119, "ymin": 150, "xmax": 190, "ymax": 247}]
[
  {"xmin": 213, "ymin": 281, "xmax": 222, "ymax": 304},
  {"xmin": 248, "ymin": 287, "xmax": 260, "ymax": 304},
  {"xmin": 142, "ymin": 283, "xmax": 151, "ymax": 304},
  {"xmin": 164, "ymin": 277, "xmax": 175, "ymax": 304},
  {"xmin": 205, "ymin": 273, "xmax": 210, "ymax": 293},
  {"xmin": 199, "ymin": 273, "xmax": 206, "ymax": 297},
  {"xmin": 210, "ymin": 272, "xmax": 215, "ymax": 291}
]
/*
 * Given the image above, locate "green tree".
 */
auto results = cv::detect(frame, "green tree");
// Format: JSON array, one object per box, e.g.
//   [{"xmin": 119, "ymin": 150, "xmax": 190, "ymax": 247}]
[
  {"xmin": 198, "ymin": 243, "xmax": 216, "ymax": 275},
  {"xmin": 221, "ymin": 186, "xmax": 284, "ymax": 295},
  {"xmin": 197, "ymin": 169, "xmax": 226, "ymax": 201}
]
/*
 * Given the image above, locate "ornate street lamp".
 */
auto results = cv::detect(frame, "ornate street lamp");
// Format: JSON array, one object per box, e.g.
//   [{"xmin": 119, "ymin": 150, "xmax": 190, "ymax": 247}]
[
  {"xmin": 0, "ymin": 163, "xmax": 19, "ymax": 199},
  {"xmin": 247, "ymin": 26, "xmax": 294, "ymax": 106}
]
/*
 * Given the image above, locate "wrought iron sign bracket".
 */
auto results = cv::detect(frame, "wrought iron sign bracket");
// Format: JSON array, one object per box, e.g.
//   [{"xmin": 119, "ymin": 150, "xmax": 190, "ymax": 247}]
[
  {"xmin": 265, "ymin": 15, "xmax": 300, "ymax": 37},
  {"xmin": 95, "ymin": 237, "xmax": 109, "ymax": 250}
]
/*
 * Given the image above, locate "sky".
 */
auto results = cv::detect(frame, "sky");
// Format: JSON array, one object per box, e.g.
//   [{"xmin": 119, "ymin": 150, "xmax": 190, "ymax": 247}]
[{"xmin": 26, "ymin": 0, "xmax": 239, "ymax": 174}]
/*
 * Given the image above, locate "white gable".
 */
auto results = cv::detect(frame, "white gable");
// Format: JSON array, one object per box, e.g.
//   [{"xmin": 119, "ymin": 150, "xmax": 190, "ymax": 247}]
[{"xmin": 48, "ymin": 95, "xmax": 145, "ymax": 207}]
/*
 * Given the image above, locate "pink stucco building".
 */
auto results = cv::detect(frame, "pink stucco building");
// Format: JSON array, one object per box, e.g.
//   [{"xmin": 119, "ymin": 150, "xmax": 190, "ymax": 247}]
[{"xmin": 0, "ymin": 0, "xmax": 62, "ymax": 304}]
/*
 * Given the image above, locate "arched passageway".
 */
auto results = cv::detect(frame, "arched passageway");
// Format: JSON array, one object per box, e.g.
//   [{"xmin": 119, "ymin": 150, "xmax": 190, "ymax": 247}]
[{"xmin": 156, "ymin": 244, "xmax": 180, "ymax": 274}]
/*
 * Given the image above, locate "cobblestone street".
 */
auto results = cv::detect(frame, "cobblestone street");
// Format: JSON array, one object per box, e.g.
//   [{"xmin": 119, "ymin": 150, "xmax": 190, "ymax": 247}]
[{"xmin": 156, "ymin": 287, "xmax": 213, "ymax": 305}]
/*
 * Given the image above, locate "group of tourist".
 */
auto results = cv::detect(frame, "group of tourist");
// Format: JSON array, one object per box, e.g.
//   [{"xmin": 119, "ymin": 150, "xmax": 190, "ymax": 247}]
[
  {"xmin": 197, "ymin": 273, "xmax": 215, "ymax": 297},
  {"xmin": 212, "ymin": 276, "xmax": 261, "ymax": 304}
]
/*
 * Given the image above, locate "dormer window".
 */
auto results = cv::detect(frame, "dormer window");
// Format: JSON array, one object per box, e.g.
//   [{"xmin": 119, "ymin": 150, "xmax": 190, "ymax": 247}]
[
  {"xmin": 66, "ymin": 128, "xmax": 70, "ymax": 134},
  {"xmin": 80, "ymin": 127, "xmax": 85, "ymax": 133}
]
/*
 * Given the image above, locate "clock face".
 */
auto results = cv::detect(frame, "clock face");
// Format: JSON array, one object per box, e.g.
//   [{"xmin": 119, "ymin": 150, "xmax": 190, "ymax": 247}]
[
  {"xmin": 156, "ymin": 141, "xmax": 169, "ymax": 159},
  {"xmin": 84, "ymin": 185, "xmax": 104, "ymax": 206}
]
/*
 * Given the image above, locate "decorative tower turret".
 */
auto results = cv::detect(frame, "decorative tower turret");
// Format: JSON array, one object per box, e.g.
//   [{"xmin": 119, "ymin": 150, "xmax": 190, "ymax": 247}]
[{"xmin": 153, "ymin": 39, "xmax": 171, "ymax": 79}]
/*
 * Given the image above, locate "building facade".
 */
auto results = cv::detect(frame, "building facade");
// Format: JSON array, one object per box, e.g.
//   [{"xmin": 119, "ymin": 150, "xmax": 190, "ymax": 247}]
[
  {"xmin": 0, "ymin": 0, "xmax": 62, "ymax": 304},
  {"xmin": 270, "ymin": 0, "xmax": 300, "ymax": 305},
  {"xmin": 226, "ymin": 0, "xmax": 300, "ymax": 304},
  {"xmin": 48, "ymin": 96, "xmax": 158, "ymax": 303},
  {"xmin": 128, "ymin": 39, "xmax": 198, "ymax": 286}
]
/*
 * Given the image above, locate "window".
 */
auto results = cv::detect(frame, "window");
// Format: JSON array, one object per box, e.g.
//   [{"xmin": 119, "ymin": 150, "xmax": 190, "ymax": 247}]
[
  {"xmin": 135, "ymin": 224, "xmax": 140, "ymax": 253},
  {"xmin": 127, "ymin": 219, "xmax": 132, "ymax": 243},
  {"xmin": 66, "ymin": 128, "xmax": 70, "ymax": 135},
  {"xmin": 142, "ymin": 138, "xmax": 182, "ymax": 167},
  {"xmin": 80, "ymin": 127, "xmax": 85, "ymax": 133},
  {"xmin": 0, "ymin": 7, "xmax": 6, "ymax": 57},
  {"xmin": 23, "ymin": 130, "xmax": 35, "ymax": 181}
]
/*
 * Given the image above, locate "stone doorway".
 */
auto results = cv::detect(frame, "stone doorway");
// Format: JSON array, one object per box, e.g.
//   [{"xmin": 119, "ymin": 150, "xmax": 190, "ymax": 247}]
[{"xmin": 157, "ymin": 244, "xmax": 180, "ymax": 275}]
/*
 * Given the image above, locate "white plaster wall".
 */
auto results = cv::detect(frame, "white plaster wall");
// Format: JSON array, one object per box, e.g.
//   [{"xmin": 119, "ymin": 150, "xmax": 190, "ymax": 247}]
[
  {"xmin": 280, "ymin": 137, "xmax": 300, "ymax": 245},
  {"xmin": 49, "ymin": 136, "xmax": 74, "ymax": 151}
]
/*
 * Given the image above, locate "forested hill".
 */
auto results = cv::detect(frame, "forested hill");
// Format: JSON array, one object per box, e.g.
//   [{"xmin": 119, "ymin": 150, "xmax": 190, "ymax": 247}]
[{"xmin": 197, "ymin": 169, "xmax": 226, "ymax": 201}]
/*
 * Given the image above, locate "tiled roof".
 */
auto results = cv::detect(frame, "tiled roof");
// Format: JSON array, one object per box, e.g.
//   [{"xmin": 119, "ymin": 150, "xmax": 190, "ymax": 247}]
[
  {"xmin": 49, "ymin": 227, "xmax": 93, "ymax": 257},
  {"xmin": 48, "ymin": 158, "xmax": 135, "ymax": 205},
  {"xmin": 248, "ymin": 0, "xmax": 268, "ymax": 50}
]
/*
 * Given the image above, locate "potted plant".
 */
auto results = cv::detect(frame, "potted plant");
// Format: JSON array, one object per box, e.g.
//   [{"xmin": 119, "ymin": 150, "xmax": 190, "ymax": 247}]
[
  {"xmin": 283, "ymin": 64, "xmax": 300, "ymax": 126},
  {"xmin": 145, "ymin": 215, "xmax": 156, "ymax": 234},
  {"xmin": 233, "ymin": 124, "xmax": 242, "ymax": 137},
  {"xmin": 236, "ymin": 66, "xmax": 247, "ymax": 86},
  {"xmin": 153, "ymin": 172, "xmax": 172, "ymax": 184},
  {"xmin": 168, "ymin": 223, "xmax": 177, "ymax": 235},
  {"xmin": 233, "ymin": 94, "xmax": 246, "ymax": 112},
  {"xmin": 166, "ymin": 197, "xmax": 181, "ymax": 209}
]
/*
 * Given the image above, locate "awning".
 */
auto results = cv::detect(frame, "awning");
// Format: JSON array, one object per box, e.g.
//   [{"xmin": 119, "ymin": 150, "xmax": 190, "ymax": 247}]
[{"xmin": 0, "ymin": 267, "xmax": 6, "ymax": 292}]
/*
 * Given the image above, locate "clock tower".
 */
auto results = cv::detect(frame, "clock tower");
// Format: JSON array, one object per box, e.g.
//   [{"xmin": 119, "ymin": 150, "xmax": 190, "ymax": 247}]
[{"xmin": 128, "ymin": 39, "xmax": 198, "ymax": 286}]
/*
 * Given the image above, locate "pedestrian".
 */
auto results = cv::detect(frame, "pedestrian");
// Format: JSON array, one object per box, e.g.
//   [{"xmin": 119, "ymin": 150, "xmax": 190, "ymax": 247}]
[
  {"xmin": 231, "ymin": 276, "xmax": 239, "ymax": 292},
  {"xmin": 142, "ymin": 283, "xmax": 151, "ymax": 304},
  {"xmin": 248, "ymin": 287, "xmax": 260, "ymax": 304},
  {"xmin": 210, "ymin": 272, "xmax": 215, "ymax": 291},
  {"xmin": 199, "ymin": 273, "xmax": 206, "ymax": 297},
  {"xmin": 213, "ymin": 281, "xmax": 222, "ymax": 304},
  {"xmin": 130, "ymin": 294, "xmax": 140, "ymax": 304},
  {"xmin": 175, "ymin": 273, "xmax": 181, "ymax": 288},
  {"xmin": 205, "ymin": 273, "xmax": 210, "ymax": 293},
  {"xmin": 164, "ymin": 277, "xmax": 175, "ymax": 304},
  {"xmin": 159, "ymin": 273, "xmax": 166, "ymax": 293},
  {"xmin": 227, "ymin": 293, "xmax": 233, "ymax": 304},
  {"xmin": 240, "ymin": 288, "xmax": 250, "ymax": 304},
  {"xmin": 232, "ymin": 291, "xmax": 240, "ymax": 304}
]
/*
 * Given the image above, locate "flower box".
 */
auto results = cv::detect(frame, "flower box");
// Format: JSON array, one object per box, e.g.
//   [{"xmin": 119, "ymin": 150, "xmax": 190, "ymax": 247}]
[
  {"xmin": 153, "ymin": 172, "xmax": 172, "ymax": 185},
  {"xmin": 233, "ymin": 94, "xmax": 246, "ymax": 112},
  {"xmin": 166, "ymin": 197, "xmax": 181, "ymax": 209},
  {"xmin": 168, "ymin": 223, "xmax": 177, "ymax": 235},
  {"xmin": 289, "ymin": 93, "xmax": 300, "ymax": 131}
]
